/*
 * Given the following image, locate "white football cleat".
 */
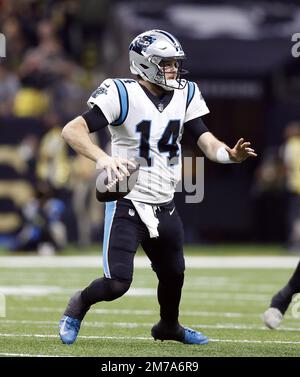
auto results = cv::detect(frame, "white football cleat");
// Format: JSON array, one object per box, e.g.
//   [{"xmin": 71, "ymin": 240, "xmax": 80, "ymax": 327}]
[{"xmin": 262, "ymin": 308, "xmax": 283, "ymax": 329}]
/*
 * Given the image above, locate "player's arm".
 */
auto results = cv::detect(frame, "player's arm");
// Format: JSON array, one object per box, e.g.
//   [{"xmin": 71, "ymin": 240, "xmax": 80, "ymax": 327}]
[
  {"xmin": 184, "ymin": 82, "xmax": 257, "ymax": 163},
  {"xmin": 61, "ymin": 108, "xmax": 134, "ymax": 182},
  {"xmin": 185, "ymin": 117, "xmax": 257, "ymax": 163},
  {"xmin": 197, "ymin": 131, "xmax": 257, "ymax": 163},
  {"xmin": 62, "ymin": 114, "xmax": 107, "ymax": 163}
]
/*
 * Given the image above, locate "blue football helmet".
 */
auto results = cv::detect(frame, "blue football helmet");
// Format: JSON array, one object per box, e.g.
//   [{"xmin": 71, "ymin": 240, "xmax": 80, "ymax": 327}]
[{"xmin": 129, "ymin": 29, "xmax": 187, "ymax": 91}]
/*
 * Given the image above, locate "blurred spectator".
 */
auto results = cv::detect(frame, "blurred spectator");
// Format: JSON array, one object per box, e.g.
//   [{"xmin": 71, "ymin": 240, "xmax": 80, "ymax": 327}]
[
  {"xmin": 14, "ymin": 18, "xmax": 68, "ymax": 117},
  {"xmin": 36, "ymin": 112, "xmax": 71, "ymax": 190},
  {"xmin": 10, "ymin": 181, "xmax": 67, "ymax": 254},
  {"xmin": 0, "ymin": 63, "xmax": 20, "ymax": 116},
  {"xmin": 254, "ymin": 147, "xmax": 285, "ymax": 194},
  {"xmin": 13, "ymin": 87, "xmax": 50, "ymax": 117},
  {"xmin": 69, "ymin": 133, "xmax": 108, "ymax": 247},
  {"xmin": 252, "ymin": 147, "xmax": 286, "ymax": 243},
  {"xmin": 70, "ymin": 151, "xmax": 101, "ymax": 247},
  {"xmin": 282, "ymin": 122, "xmax": 300, "ymax": 252},
  {"xmin": 50, "ymin": 61, "xmax": 88, "ymax": 120},
  {"xmin": 1, "ymin": 14, "xmax": 28, "ymax": 68},
  {"xmin": 1, "ymin": 0, "xmax": 104, "ymax": 119},
  {"xmin": 0, "ymin": 0, "xmax": 113, "ymax": 248}
]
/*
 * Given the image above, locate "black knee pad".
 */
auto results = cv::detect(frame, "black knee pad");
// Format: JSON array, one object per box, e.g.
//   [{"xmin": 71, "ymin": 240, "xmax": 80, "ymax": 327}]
[{"xmin": 103, "ymin": 277, "xmax": 131, "ymax": 301}]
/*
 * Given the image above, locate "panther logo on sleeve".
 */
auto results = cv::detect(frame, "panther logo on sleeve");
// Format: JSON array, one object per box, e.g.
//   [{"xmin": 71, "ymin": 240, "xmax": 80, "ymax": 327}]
[{"xmin": 91, "ymin": 86, "xmax": 108, "ymax": 98}]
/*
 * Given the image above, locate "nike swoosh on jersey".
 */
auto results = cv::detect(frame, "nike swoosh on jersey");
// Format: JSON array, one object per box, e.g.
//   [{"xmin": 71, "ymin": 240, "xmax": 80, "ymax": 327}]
[{"xmin": 169, "ymin": 207, "xmax": 175, "ymax": 215}]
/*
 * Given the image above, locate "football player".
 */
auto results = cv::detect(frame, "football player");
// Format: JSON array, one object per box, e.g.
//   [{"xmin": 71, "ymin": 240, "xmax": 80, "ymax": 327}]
[
  {"xmin": 59, "ymin": 29, "xmax": 257, "ymax": 345},
  {"xmin": 263, "ymin": 262, "xmax": 300, "ymax": 329}
]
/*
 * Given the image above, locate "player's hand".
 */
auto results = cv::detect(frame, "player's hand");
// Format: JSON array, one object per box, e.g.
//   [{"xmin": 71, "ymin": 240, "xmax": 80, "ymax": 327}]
[
  {"xmin": 96, "ymin": 155, "xmax": 136, "ymax": 183},
  {"xmin": 226, "ymin": 138, "xmax": 257, "ymax": 163}
]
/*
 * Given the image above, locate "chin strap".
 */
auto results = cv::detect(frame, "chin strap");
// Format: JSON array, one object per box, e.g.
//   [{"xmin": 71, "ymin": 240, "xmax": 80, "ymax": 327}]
[{"xmin": 157, "ymin": 79, "xmax": 186, "ymax": 91}]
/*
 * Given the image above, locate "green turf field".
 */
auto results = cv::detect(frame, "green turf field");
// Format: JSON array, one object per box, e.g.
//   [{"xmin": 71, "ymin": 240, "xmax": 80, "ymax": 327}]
[{"xmin": 0, "ymin": 251, "xmax": 300, "ymax": 357}]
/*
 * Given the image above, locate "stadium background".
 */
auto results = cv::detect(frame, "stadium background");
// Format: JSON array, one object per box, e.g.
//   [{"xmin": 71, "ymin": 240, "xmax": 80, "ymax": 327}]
[{"xmin": 1, "ymin": 0, "xmax": 300, "ymax": 251}]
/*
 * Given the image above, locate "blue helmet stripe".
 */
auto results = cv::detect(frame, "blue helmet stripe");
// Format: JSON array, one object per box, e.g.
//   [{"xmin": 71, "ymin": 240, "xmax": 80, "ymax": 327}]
[
  {"xmin": 156, "ymin": 30, "xmax": 178, "ymax": 45},
  {"xmin": 112, "ymin": 79, "xmax": 129, "ymax": 126},
  {"xmin": 186, "ymin": 81, "xmax": 195, "ymax": 109}
]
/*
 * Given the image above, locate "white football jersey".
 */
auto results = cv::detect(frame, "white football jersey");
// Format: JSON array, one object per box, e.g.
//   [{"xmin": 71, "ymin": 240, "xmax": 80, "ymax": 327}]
[{"xmin": 87, "ymin": 78, "xmax": 209, "ymax": 204}]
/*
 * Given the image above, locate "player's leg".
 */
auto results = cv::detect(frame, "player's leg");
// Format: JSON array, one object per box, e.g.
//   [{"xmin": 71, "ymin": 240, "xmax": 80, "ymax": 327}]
[
  {"xmin": 59, "ymin": 199, "xmax": 144, "ymax": 344},
  {"xmin": 141, "ymin": 203, "xmax": 208, "ymax": 344},
  {"xmin": 263, "ymin": 260, "xmax": 300, "ymax": 329}
]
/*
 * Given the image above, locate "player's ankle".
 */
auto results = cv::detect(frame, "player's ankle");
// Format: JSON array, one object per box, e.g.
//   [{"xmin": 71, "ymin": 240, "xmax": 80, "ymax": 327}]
[
  {"xmin": 64, "ymin": 291, "xmax": 90, "ymax": 321},
  {"xmin": 157, "ymin": 319, "xmax": 182, "ymax": 331}
]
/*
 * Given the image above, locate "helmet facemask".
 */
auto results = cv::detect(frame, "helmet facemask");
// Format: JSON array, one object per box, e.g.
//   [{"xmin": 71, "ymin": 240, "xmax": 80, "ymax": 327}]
[{"xmin": 150, "ymin": 56, "xmax": 187, "ymax": 91}]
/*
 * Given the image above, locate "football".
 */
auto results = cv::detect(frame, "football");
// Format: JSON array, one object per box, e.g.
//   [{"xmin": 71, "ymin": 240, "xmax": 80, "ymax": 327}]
[{"xmin": 95, "ymin": 162, "xmax": 140, "ymax": 202}]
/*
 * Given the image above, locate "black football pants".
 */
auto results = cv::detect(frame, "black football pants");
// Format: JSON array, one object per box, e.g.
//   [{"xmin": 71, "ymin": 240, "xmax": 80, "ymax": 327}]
[{"xmin": 81, "ymin": 198, "xmax": 185, "ymax": 324}]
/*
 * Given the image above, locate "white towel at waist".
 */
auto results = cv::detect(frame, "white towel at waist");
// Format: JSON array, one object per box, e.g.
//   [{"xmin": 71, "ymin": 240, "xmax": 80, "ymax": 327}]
[{"xmin": 131, "ymin": 200, "xmax": 159, "ymax": 238}]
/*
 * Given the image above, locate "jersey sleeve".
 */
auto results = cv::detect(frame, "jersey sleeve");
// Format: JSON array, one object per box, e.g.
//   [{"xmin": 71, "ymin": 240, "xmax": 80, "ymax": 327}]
[
  {"xmin": 87, "ymin": 79, "xmax": 120, "ymax": 125},
  {"xmin": 184, "ymin": 117, "xmax": 210, "ymax": 142},
  {"xmin": 184, "ymin": 81, "xmax": 209, "ymax": 123}
]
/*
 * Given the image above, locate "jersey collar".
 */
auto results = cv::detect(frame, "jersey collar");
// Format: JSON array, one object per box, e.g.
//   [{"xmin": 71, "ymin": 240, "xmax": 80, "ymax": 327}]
[{"xmin": 138, "ymin": 83, "xmax": 174, "ymax": 113}]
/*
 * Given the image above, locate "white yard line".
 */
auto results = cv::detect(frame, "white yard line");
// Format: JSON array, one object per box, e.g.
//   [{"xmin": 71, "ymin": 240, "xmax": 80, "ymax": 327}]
[
  {"xmin": 209, "ymin": 338, "xmax": 300, "ymax": 345},
  {"xmin": 0, "ymin": 285, "xmax": 275, "ymax": 301},
  {"xmin": 0, "ymin": 256, "xmax": 299, "ymax": 268},
  {"xmin": 7, "ymin": 306, "xmax": 263, "ymax": 318},
  {"xmin": 1, "ymin": 319, "xmax": 300, "ymax": 332},
  {"xmin": 0, "ymin": 286, "xmax": 156, "ymax": 297},
  {"xmin": 0, "ymin": 278, "xmax": 286, "ymax": 293},
  {"xmin": 0, "ymin": 352, "xmax": 72, "ymax": 357},
  {"xmin": 0, "ymin": 332, "xmax": 300, "ymax": 345}
]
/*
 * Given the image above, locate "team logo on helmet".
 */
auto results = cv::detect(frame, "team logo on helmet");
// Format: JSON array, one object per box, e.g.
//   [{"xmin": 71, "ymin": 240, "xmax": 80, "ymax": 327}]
[{"xmin": 130, "ymin": 35, "xmax": 156, "ymax": 54}]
